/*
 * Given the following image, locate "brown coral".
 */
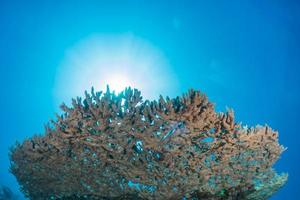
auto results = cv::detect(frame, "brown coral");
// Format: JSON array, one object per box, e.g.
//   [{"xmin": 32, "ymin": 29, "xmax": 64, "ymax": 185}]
[{"xmin": 9, "ymin": 87, "xmax": 287, "ymax": 200}]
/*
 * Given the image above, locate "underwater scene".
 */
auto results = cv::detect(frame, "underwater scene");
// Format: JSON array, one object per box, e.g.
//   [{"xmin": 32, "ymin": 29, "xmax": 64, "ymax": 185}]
[{"xmin": 0, "ymin": 1, "xmax": 299, "ymax": 200}]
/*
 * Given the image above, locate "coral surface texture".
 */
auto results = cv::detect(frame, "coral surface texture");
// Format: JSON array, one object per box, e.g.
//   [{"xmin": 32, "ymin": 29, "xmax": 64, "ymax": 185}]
[{"xmin": 10, "ymin": 87, "xmax": 287, "ymax": 200}]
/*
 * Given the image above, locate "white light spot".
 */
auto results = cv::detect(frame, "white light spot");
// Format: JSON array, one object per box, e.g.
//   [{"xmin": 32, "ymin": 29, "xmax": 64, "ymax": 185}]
[
  {"xmin": 104, "ymin": 74, "xmax": 132, "ymax": 94},
  {"xmin": 53, "ymin": 33, "xmax": 179, "ymax": 108}
]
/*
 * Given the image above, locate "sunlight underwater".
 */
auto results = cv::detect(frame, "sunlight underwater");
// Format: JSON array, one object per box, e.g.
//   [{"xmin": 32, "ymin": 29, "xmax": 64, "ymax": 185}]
[{"xmin": 53, "ymin": 33, "xmax": 180, "ymax": 108}]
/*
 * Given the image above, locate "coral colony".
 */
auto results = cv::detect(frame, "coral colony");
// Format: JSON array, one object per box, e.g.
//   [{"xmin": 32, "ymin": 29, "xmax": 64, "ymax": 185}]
[{"xmin": 10, "ymin": 87, "xmax": 287, "ymax": 200}]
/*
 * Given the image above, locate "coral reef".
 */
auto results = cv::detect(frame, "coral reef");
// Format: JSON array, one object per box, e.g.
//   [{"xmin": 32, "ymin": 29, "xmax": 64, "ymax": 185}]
[{"xmin": 9, "ymin": 87, "xmax": 287, "ymax": 200}]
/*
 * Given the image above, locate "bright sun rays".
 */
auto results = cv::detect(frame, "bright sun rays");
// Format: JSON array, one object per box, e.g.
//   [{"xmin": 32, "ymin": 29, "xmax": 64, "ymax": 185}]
[
  {"xmin": 103, "ymin": 73, "xmax": 133, "ymax": 93},
  {"xmin": 53, "ymin": 33, "xmax": 179, "ymax": 107}
]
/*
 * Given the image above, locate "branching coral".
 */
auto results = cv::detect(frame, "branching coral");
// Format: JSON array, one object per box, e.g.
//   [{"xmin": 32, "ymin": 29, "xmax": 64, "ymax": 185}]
[{"xmin": 9, "ymin": 87, "xmax": 287, "ymax": 200}]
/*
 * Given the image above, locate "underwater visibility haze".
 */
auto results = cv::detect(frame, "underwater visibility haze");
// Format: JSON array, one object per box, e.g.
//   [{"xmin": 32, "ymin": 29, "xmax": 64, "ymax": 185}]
[{"xmin": 0, "ymin": 1, "xmax": 300, "ymax": 199}]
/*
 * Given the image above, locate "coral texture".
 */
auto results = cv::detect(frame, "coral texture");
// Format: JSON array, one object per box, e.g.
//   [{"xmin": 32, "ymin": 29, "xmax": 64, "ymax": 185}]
[{"xmin": 10, "ymin": 87, "xmax": 287, "ymax": 200}]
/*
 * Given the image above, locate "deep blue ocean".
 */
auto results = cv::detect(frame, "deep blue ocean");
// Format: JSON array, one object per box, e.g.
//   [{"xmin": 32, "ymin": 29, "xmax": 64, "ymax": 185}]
[{"xmin": 0, "ymin": 1, "xmax": 299, "ymax": 199}]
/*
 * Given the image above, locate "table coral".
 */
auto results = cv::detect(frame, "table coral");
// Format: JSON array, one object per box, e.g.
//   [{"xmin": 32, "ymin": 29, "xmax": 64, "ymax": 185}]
[{"xmin": 9, "ymin": 87, "xmax": 287, "ymax": 200}]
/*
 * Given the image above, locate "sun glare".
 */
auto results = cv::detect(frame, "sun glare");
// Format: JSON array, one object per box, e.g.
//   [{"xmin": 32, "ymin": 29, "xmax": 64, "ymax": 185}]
[
  {"xmin": 53, "ymin": 33, "xmax": 179, "ymax": 108},
  {"xmin": 103, "ymin": 74, "xmax": 133, "ymax": 94}
]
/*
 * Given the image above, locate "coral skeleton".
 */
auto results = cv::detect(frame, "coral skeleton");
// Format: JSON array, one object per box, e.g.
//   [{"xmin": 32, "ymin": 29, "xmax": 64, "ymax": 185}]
[{"xmin": 10, "ymin": 87, "xmax": 287, "ymax": 200}]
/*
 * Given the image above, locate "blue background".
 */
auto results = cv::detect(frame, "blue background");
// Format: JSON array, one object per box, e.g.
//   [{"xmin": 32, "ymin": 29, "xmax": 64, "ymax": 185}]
[{"xmin": 0, "ymin": 1, "xmax": 299, "ymax": 199}]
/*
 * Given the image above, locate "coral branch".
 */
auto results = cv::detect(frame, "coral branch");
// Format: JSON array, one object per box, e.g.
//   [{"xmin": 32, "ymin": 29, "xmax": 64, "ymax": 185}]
[{"xmin": 9, "ymin": 87, "xmax": 287, "ymax": 200}]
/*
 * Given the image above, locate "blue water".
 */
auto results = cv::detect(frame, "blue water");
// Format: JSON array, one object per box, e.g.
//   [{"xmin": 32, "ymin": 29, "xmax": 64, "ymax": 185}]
[{"xmin": 0, "ymin": 1, "xmax": 299, "ymax": 199}]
